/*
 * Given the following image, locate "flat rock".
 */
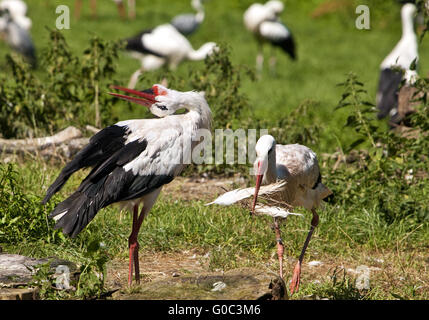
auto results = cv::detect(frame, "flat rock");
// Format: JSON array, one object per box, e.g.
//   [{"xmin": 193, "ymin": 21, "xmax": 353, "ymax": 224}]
[
  {"xmin": 0, "ymin": 254, "xmax": 76, "ymax": 287},
  {"xmin": 116, "ymin": 268, "xmax": 288, "ymax": 300},
  {"xmin": 0, "ymin": 288, "xmax": 39, "ymax": 300}
]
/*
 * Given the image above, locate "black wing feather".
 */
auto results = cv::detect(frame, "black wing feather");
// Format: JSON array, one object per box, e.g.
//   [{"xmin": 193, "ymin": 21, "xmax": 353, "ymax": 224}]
[
  {"xmin": 124, "ymin": 29, "xmax": 165, "ymax": 58},
  {"xmin": 49, "ymin": 139, "xmax": 174, "ymax": 238},
  {"xmin": 42, "ymin": 125, "xmax": 129, "ymax": 204},
  {"xmin": 273, "ymin": 34, "xmax": 296, "ymax": 60},
  {"xmin": 376, "ymin": 68, "xmax": 403, "ymax": 119}
]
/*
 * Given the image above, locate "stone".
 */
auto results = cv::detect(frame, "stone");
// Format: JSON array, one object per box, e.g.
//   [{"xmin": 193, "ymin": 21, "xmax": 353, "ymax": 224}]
[
  {"xmin": 0, "ymin": 254, "xmax": 77, "ymax": 287},
  {"xmin": 0, "ymin": 288, "xmax": 39, "ymax": 300}
]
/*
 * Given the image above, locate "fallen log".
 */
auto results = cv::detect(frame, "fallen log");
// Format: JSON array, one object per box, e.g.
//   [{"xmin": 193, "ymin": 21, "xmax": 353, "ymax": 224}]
[{"xmin": 0, "ymin": 126, "xmax": 90, "ymax": 160}]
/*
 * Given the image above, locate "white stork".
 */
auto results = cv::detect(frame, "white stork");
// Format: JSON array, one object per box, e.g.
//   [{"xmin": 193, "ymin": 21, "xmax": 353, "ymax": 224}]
[
  {"xmin": 123, "ymin": 23, "xmax": 217, "ymax": 88},
  {"xmin": 0, "ymin": 0, "xmax": 31, "ymax": 30},
  {"xmin": 243, "ymin": 0, "xmax": 296, "ymax": 74},
  {"xmin": 171, "ymin": 0, "xmax": 205, "ymax": 36},
  {"xmin": 0, "ymin": 8, "xmax": 36, "ymax": 68},
  {"xmin": 208, "ymin": 135, "xmax": 332, "ymax": 295},
  {"xmin": 42, "ymin": 84, "xmax": 212, "ymax": 286},
  {"xmin": 376, "ymin": 3, "xmax": 418, "ymax": 123}
]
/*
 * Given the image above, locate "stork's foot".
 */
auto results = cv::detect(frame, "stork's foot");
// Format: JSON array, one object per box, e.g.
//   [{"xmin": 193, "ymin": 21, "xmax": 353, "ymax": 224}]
[
  {"xmin": 128, "ymin": 240, "xmax": 140, "ymax": 286},
  {"xmin": 290, "ymin": 261, "xmax": 301, "ymax": 295}
]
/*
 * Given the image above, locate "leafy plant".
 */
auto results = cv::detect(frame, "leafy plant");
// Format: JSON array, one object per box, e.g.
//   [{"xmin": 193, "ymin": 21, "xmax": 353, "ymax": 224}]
[
  {"xmin": 0, "ymin": 29, "xmax": 121, "ymax": 139},
  {"xmin": 0, "ymin": 163, "xmax": 61, "ymax": 243},
  {"xmin": 75, "ymin": 239, "xmax": 109, "ymax": 299},
  {"xmin": 330, "ymin": 72, "xmax": 429, "ymax": 225},
  {"xmin": 29, "ymin": 241, "xmax": 110, "ymax": 300}
]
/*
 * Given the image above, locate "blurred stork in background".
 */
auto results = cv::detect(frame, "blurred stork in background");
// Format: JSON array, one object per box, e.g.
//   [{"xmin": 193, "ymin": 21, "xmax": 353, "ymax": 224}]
[
  {"xmin": 0, "ymin": 0, "xmax": 31, "ymax": 30},
  {"xmin": 0, "ymin": 8, "xmax": 36, "ymax": 68},
  {"xmin": 113, "ymin": 0, "xmax": 136, "ymax": 20},
  {"xmin": 376, "ymin": 3, "xmax": 418, "ymax": 125},
  {"xmin": 123, "ymin": 23, "xmax": 217, "ymax": 88},
  {"xmin": 243, "ymin": 0, "xmax": 296, "ymax": 75},
  {"xmin": 171, "ymin": 0, "xmax": 206, "ymax": 36},
  {"xmin": 74, "ymin": 0, "xmax": 136, "ymax": 20},
  {"xmin": 208, "ymin": 135, "xmax": 333, "ymax": 295}
]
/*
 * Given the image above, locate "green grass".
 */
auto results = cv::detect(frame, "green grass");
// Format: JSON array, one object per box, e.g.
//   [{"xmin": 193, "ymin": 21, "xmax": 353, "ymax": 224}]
[
  {"xmin": 2, "ymin": 159, "xmax": 428, "ymax": 299},
  {"xmin": 1, "ymin": 0, "xmax": 429, "ymax": 300}
]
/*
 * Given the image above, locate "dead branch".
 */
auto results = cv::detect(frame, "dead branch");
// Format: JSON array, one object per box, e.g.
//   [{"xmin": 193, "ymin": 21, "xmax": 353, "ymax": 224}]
[{"xmin": 0, "ymin": 126, "xmax": 89, "ymax": 160}]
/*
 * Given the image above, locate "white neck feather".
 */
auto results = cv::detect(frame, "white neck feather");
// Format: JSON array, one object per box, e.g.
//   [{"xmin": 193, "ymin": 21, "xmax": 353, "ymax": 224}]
[
  {"xmin": 187, "ymin": 43, "xmax": 214, "ymax": 61},
  {"xmin": 182, "ymin": 93, "xmax": 212, "ymax": 131}
]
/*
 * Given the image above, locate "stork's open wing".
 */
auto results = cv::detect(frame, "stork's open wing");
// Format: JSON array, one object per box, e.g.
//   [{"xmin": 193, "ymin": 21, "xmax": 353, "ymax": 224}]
[
  {"xmin": 42, "ymin": 124, "xmax": 130, "ymax": 204},
  {"xmin": 206, "ymin": 181, "xmax": 286, "ymax": 206},
  {"xmin": 47, "ymin": 119, "xmax": 186, "ymax": 238}
]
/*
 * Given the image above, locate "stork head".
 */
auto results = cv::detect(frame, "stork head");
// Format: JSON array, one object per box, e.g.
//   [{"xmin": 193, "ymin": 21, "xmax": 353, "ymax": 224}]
[
  {"xmin": 109, "ymin": 84, "xmax": 211, "ymax": 119},
  {"xmin": 401, "ymin": 3, "xmax": 417, "ymax": 20},
  {"xmin": 191, "ymin": 0, "xmax": 204, "ymax": 12},
  {"xmin": 265, "ymin": 0, "xmax": 284, "ymax": 15},
  {"xmin": 251, "ymin": 135, "xmax": 276, "ymax": 214}
]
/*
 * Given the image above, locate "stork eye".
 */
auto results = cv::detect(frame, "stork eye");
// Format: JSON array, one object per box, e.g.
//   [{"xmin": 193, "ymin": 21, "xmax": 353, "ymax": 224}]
[{"xmin": 157, "ymin": 105, "xmax": 168, "ymax": 111}]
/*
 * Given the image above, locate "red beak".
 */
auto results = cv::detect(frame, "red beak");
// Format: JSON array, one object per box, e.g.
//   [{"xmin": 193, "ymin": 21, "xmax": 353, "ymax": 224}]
[
  {"xmin": 108, "ymin": 85, "xmax": 156, "ymax": 107},
  {"xmin": 251, "ymin": 161, "xmax": 264, "ymax": 215}
]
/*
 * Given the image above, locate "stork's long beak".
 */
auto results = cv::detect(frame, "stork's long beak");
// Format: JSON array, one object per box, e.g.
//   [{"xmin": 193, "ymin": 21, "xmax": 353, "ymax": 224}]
[
  {"xmin": 251, "ymin": 161, "xmax": 264, "ymax": 215},
  {"xmin": 108, "ymin": 85, "xmax": 156, "ymax": 107}
]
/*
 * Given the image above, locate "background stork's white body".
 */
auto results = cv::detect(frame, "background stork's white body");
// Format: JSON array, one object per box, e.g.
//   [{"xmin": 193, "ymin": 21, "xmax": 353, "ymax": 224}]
[
  {"xmin": 377, "ymin": 3, "xmax": 418, "ymax": 122},
  {"xmin": 380, "ymin": 3, "xmax": 418, "ymax": 83},
  {"xmin": 0, "ymin": 0, "xmax": 31, "ymax": 30},
  {"xmin": 244, "ymin": 3, "xmax": 279, "ymax": 33},
  {"xmin": 171, "ymin": 0, "xmax": 205, "ymax": 36},
  {"xmin": 243, "ymin": 1, "xmax": 296, "ymax": 73},
  {"xmin": 126, "ymin": 23, "xmax": 217, "ymax": 88},
  {"xmin": 0, "ymin": 5, "xmax": 36, "ymax": 67},
  {"xmin": 142, "ymin": 24, "xmax": 215, "ymax": 69}
]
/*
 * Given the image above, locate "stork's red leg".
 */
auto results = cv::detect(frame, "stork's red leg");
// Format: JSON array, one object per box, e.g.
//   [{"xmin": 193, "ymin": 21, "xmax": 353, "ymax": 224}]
[
  {"xmin": 90, "ymin": 0, "xmax": 97, "ymax": 19},
  {"xmin": 128, "ymin": 204, "xmax": 139, "ymax": 286},
  {"xmin": 74, "ymin": 0, "xmax": 82, "ymax": 19},
  {"xmin": 116, "ymin": 1, "xmax": 126, "ymax": 19},
  {"xmin": 128, "ymin": 204, "xmax": 147, "ymax": 285},
  {"xmin": 290, "ymin": 209, "xmax": 319, "ymax": 295},
  {"xmin": 274, "ymin": 218, "xmax": 284, "ymax": 279}
]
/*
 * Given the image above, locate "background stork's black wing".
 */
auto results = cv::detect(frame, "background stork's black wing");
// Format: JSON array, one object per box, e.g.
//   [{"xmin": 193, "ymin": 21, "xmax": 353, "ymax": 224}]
[
  {"xmin": 376, "ymin": 68, "xmax": 403, "ymax": 119},
  {"xmin": 124, "ymin": 29, "xmax": 165, "ymax": 57}
]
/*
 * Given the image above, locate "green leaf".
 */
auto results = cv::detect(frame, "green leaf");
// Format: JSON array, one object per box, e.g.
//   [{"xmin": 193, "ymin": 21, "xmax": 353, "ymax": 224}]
[{"xmin": 349, "ymin": 138, "xmax": 366, "ymax": 150}]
